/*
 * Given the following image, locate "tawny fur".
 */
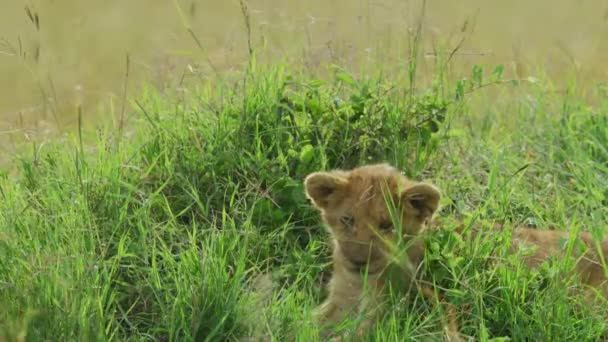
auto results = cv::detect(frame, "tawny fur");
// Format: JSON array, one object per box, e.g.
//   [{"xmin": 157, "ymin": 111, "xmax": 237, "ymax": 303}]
[
  {"xmin": 447, "ymin": 220, "xmax": 608, "ymax": 300},
  {"xmin": 305, "ymin": 163, "xmax": 608, "ymax": 341}
]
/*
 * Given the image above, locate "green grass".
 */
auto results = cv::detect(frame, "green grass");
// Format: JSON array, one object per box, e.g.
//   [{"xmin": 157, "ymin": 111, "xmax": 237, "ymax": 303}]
[{"xmin": 1, "ymin": 54, "xmax": 608, "ymax": 342}]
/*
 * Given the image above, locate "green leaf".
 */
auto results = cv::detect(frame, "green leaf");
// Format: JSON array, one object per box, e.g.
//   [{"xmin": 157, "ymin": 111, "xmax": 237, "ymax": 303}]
[
  {"xmin": 472, "ymin": 64, "xmax": 483, "ymax": 87},
  {"xmin": 491, "ymin": 64, "xmax": 505, "ymax": 82},
  {"xmin": 336, "ymin": 71, "xmax": 356, "ymax": 87},
  {"xmin": 299, "ymin": 144, "xmax": 315, "ymax": 165}
]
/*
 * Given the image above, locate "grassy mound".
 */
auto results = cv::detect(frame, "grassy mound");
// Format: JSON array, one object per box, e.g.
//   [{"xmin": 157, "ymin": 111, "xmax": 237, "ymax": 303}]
[{"xmin": 1, "ymin": 62, "xmax": 607, "ymax": 341}]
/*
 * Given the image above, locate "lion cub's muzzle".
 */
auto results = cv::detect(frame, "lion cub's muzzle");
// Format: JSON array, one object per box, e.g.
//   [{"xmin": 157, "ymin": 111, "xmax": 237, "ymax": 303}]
[
  {"xmin": 337, "ymin": 239, "xmax": 387, "ymax": 274},
  {"xmin": 345, "ymin": 258, "xmax": 385, "ymax": 275}
]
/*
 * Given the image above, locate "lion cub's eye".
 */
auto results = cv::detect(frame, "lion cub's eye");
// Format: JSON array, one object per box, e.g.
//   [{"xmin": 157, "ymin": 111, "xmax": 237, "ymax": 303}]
[
  {"xmin": 378, "ymin": 221, "xmax": 393, "ymax": 232},
  {"xmin": 340, "ymin": 215, "xmax": 355, "ymax": 229}
]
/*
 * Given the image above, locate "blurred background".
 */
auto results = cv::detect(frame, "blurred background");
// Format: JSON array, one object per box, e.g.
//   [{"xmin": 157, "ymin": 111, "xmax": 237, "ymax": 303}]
[{"xmin": 1, "ymin": 0, "xmax": 607, "ymax": 154}]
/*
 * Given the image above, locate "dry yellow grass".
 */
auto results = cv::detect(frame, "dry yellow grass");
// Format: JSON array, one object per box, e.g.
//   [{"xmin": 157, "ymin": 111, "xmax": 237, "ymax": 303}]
[{"xmin": 2, "ymin": 0, "xmax": 607, "ymax": 125}]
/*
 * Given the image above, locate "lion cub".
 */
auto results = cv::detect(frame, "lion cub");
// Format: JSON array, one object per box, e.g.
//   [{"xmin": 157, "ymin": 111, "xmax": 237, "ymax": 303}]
[{"xmin": 305, "ymin": 164, "xmax": 452, "ymax": 339}]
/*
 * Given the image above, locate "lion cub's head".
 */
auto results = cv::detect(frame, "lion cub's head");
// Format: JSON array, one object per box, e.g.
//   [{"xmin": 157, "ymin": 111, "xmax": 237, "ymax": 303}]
[{"xmin": 305, "ymin": 163, "xmax": 440, "ymax": 273}]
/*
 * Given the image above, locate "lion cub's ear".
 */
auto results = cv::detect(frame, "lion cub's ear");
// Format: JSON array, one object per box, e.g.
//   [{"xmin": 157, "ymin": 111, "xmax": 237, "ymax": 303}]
[
  {"xmin": 304, "ymin": 171, "xmax": 349, "ymax": 209},
  {"xmin": 401, "ymin": 182, "xmax": 441, "ymax": 219}
]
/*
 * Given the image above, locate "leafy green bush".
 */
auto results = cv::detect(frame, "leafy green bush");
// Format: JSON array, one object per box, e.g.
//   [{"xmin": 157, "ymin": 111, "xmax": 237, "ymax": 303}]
[{"xmin": 130, "ymin": 66, "xmax": 453, "ymax": 248}]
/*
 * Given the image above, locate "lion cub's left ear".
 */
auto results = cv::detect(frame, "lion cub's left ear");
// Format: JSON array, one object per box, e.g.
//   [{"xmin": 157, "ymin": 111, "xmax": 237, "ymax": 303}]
[{"xmin": 401, "ymin": 182, "xmax": 441, "ymax": 220}]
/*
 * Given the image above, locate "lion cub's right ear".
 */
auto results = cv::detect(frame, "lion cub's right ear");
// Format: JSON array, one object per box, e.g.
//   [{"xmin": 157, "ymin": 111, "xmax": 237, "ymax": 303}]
[{"xmin": 304, "ymin": 171, "xmax": 349, "ymax": 209}]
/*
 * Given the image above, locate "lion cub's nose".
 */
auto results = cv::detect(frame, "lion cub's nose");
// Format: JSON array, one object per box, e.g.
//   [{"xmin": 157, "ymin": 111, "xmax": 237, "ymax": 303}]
[{"xmin": 351, "ymin": 260, "xmax": 368, "ymax": 267}]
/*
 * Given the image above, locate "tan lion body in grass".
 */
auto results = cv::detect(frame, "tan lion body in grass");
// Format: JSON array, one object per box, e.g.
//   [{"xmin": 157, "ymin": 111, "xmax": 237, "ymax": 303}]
[{"xmin": 304, "ymin": 163, "xmax": 608, "ymax": 341}]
